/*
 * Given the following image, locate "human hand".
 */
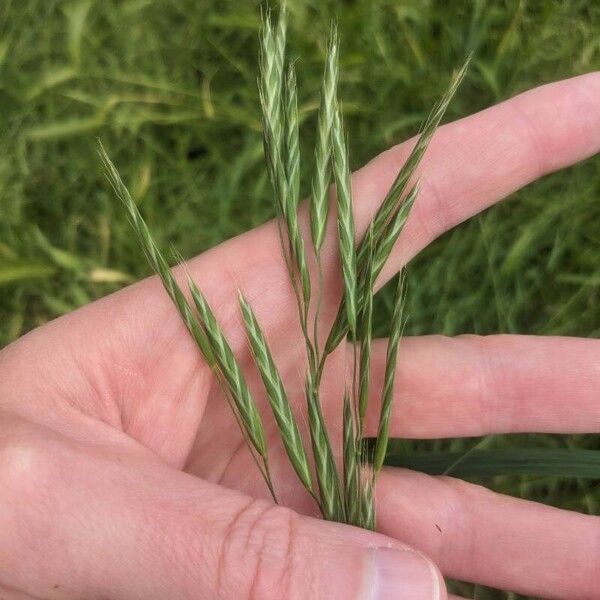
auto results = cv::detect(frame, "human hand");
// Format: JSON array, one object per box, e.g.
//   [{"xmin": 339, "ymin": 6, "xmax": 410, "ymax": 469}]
[{"xmin": 1, "ymin": 72, "xmax": 599, "ymax": 600}]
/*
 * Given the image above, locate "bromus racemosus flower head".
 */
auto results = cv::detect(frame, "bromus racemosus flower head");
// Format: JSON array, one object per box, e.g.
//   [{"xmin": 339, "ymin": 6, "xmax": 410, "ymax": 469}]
[
  {"xmin": 239, "ymin": 292, "xmax": 314, "ymax": 496},
  {"xmin": 102, "ymin": 3, "xmax": 467, "ymax": 529}
]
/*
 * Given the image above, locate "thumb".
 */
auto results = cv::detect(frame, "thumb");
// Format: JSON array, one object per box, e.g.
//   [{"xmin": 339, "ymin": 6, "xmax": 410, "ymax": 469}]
[
  {"xmin": 181, "ymin": 491, "xmax": 447, "ymax": 600},
  {"xmin": 92, "ymin": 472, "xmax": 446, "ymax": 600},
  {"xmin": 1, "ymin": 433, "xmax": 445, "ymax": 600}
]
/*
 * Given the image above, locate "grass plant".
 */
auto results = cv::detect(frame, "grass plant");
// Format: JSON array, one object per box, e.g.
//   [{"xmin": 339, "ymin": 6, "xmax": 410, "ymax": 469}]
[
  {"xmin": 100, "ymin": 5, "xmax": 469, "ymax": 528},
  {"xmin": 100, "ymin": 143, "xmax": 278, "ymax": 500}
]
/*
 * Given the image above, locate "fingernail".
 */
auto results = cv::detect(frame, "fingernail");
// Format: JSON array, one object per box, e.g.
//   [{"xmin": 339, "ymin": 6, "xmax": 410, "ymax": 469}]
[{"xmin": 364, "ymin": 547, "xmax": 441, "ymax": 600}]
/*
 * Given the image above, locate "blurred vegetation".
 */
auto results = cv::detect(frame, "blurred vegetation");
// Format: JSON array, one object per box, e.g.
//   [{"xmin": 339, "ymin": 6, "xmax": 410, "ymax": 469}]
[{"xmin": 1, "ymin": 1, "xmax": 599, "ymax": 597}]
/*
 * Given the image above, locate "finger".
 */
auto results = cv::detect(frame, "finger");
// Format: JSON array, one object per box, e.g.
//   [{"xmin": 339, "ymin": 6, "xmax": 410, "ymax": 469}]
[
  {"xmin": 362, "ymin": 334, "xmax": 600, "ymax": 438},
  {"xmin": 376, "ymin": 468, "xmax": 600, "ymax": 599},
  {"xmin": 211, "ymin": 71, "xmax": 600, "ymax": 309},
  {"xmin": 0, "ymin": 425, "xmax": 445, "ymax": 600},
  {"xmin": 348, "ymin": 71, "xmax": 600, "ymax": 286}
]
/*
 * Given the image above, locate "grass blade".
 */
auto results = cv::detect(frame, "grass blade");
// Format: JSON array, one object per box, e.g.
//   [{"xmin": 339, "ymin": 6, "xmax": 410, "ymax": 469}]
[
  {"xmin": 239, "ymin": 293, "xmax": 314, "ymax": 494},
  {"xmin": 373, "ymin": 271, "xmax": 407, "ymax": 473},
  {"xmin": 379, "ymin": 446, "xmax": 600, "ymax": 479},
  {"xmin": 0, "ymin": 261, "xmax": 56, "ymax": 285}
]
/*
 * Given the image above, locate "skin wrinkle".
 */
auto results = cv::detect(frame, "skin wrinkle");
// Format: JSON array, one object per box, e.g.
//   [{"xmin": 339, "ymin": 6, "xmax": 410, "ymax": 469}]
[
  {"xmin": 137, "ymin": 462, "xmax": 254, "ymax": 592},
  {"xmin": 468, "ymin": 335, "xmax": 499, "ymax": 436},
  {"xmin": 216, "ymin": 499, "xmax": 299, "ymax": 600},
  {"xmin": 147, "ymin": 370, "xmax": 205, "ymax": 469},
  {"xmin": 97, "ymin": 276, "xmax": 213, "ymax": 465},
  {"xmin": 246, "ymin": 504, "xmax": 277, "ymax": 600},
  {"xmin": 0, "ymin": 582, "xmax": 50, "ymax": 600},
  {"xmin": 114, "ymin": 361, "xmax": 152, "ymax": 442},
  {"xmin": 246, "ymin": 505, "xmax": 298, "ymax": 600},
  {"xmin": 438, "ymin": 477, "xmax": 480, "ymax": 578},
  {"xmin": 102, "ymin": 358, "xmax": 142, "ymax": 429},
  {"xmin": 216, "ymin": 434, "xmax": 256, "ymax": 489},
  {"xmin": 415, "ymin": 174, "xmax": 448, "ymax": 245},
  {"xmin": 491, "ymin": 336, "xmax": 527, "ymax": 433},
  {"xmin": 182, "ymin": 373, "xmax": 226, "ymax": 474},
  {"xmin": 117, "ymin": 332, "xmax": 208, "ymax": 465},
  {"xmin": 83, "ymin": 286, "xmax": 165, "ymax": 412},
  {"xmin": 356, "ymin": 335, "xmax": 600, "ymax": 439},
  {"xmin": 91, "ymin": 298, "xmax": 156, "ymax": 414},
  {"xmin": 215, "ymin": 497, "xmax": 256, "ymax": 596},
  {"xmin": 509, "ymin": 100, "xmax": 548, "ymax": 181},
  {"xmin": 471, "ymin": 336, "xmax": 541, "ymax": 433},
  {"xmin": 69, "ymin": 340, "xmax": 124, "ymax": 430},
  {"xmin": 584, "ymin": 528, "xmax": 600, "ymax": 598}
]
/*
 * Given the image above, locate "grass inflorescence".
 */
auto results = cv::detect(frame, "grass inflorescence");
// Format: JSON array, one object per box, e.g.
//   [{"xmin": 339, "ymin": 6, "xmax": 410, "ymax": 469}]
[
  {"xmin": 101, "ymin": 5, "xmax": 467, "ymax": 528},
  {"xmin": 99, "ymin": 142, "xmax": 278, "ymax": 501},
  {"xmin": 239, "ymin": 292, "xmax": 314, "ymax": 495}
]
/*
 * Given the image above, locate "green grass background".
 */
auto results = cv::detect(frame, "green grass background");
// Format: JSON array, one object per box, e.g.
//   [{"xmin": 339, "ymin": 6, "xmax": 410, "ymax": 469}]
[{"xmin": 1, "ymin": 1, "xmax": 599, "ymax": 597}]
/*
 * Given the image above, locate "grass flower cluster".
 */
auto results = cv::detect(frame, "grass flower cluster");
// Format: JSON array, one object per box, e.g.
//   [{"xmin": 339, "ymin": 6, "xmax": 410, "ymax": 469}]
[{"xmin": 100, "ymin": 5, "xmax": 467, "ymax": 529}]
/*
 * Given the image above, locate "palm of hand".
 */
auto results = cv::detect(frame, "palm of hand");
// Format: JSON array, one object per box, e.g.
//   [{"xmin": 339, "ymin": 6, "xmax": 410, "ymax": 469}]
[{"xmin": 124, "ymin": 238, "xmax": 350, "ymax": 516}]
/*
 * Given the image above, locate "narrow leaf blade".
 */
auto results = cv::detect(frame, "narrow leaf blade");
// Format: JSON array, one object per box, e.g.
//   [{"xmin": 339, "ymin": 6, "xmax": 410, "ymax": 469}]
[{"xmin": 380, "ymin": 447, "xmax": 600, "ymax": 479}]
